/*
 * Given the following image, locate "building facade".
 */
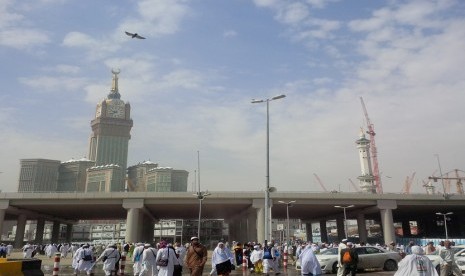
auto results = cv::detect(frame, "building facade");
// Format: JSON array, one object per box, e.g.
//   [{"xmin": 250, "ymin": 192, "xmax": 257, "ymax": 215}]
[
  {"xmin": 18, "ymin": 159, "xmax": 61, "ymax": 192},
  {"xmin": 57, "ymin": 158, "xmax": 95, "ymax": 192}
]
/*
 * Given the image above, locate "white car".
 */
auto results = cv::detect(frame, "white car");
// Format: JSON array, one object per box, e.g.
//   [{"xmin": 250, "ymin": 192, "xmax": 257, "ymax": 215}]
[
  {"xmin": 426, "ymin": 245, "xmax": 465, "ymax": 273},
  {"xmin": 314, "ymin": 246, "xmax": 402, "ymax": 274},
  {"xmin": 456, "ymin": 256, "xmax": 465, "ymax": 273}
]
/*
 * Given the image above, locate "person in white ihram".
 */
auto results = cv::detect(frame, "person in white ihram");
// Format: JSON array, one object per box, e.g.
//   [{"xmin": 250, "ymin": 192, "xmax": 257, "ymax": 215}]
[
  {"xmin": 395, "ymin": 245, "xmax": 438, "ymax": 276},
  {"xmin": 132, "ymin": 243, "xmax": 145, "ymax": 276},
  {"xmin": 300, "ymin": 244, "xmax": 322, "ymax": 276},
  {"xmin": 336, "ymin": 239, "xmax": 348, "ymax": 276},
  {"xmin": 96, "ymin": 244, "xmax": 120, "ymax": 276},
  {"xmin": 141, "ymin": 243, "xmax": 158, "ymax": 276},
  {"xmin": 77, "ymin": 244, "xmax": 94, "ymax": 275},
  {"xmin": 156, "ymin": 241, "xmax": 180, "ymax": 276}
]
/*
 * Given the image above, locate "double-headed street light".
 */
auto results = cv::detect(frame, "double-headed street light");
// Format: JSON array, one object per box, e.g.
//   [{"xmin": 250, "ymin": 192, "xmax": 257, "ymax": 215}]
[
  {"xmin": 436, "ymin": 211, "xmax": 453, "ymax": 240},
  {"xmin": 334, "ymin": 205, "xmax": 354, "ymax": 239},
  {"xmin": 252, "ymin": 94, "xmax": 286, "ymax": 242},
  {"xmin": 194, "ymin": 191, "xmax": 211, "ymax": 239},
  {"xmin": 278, "ymin": 200, "xmax": 296, "ymax": 245}
]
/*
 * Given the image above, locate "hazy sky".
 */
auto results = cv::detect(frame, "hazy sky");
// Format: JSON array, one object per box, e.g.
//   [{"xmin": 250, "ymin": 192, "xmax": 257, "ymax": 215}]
[{"xmin": 1, "ymin": 0, "xmax": 464, "ymax": 194}]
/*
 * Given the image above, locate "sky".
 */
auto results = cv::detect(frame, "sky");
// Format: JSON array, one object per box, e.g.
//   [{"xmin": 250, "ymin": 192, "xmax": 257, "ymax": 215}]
[{"xmin": 1, "ymin": 0, "xmax": 465, "ymax": 194}]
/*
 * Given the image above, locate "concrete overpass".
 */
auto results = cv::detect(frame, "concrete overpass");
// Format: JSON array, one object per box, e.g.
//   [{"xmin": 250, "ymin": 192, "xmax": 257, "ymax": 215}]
[{"xmin": 1, "ymin": 191, "xmax": 465, "ymax": 247}]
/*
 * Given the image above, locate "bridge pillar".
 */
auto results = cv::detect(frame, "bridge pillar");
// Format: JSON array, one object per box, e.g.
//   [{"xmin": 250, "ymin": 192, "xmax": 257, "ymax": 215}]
[
  {"xmin": 377, "ymin": 200, "xmax": 397, "ymax": 245},
  {"xmin": 246, "ymin": 208, "xmax": 257, "ymax": 242},
  {"xmin": 319, "ymin": 220, "xmax": 328, "ymax": 243},
  {"xmin": 336, "ymin": 216, "xmax": 345, "ymax": 241},
  {"xmin": 252, "ymin": 199, "xmax": 265, "ymax": 243},
  {"xmin": 141, "ymin": 215, "xmax": 154, "ymax": 243},
  {"xmin": 51, "ymin": 221, "xmax": 61, "ymax": 244},
  {"xmin": 66, "ymin": 223, "xmax": 73, "ymax": 243},
  {"xmin": 0, "ymin": 200, "xmax": 8, "ymax": 239},
  {"xmin": 123, "ymin": 199, "xmax": 144, "ymax": 243},
  {"xmin": 14, "ymin": 214, "xmax": 27, "ymax": 248},
  {"xmin": 357, "ymin": 213, "xmax": 368, "ymax": 243},
  {"xmin": 35, "ymin": 218, "xmax": 45, "ymax": 244}
]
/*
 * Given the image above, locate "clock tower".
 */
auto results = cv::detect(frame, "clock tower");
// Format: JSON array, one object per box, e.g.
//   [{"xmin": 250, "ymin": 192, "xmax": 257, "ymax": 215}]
[{"xmin": 88, "ymin": 69, "xmax": 133, "ymax": 191}]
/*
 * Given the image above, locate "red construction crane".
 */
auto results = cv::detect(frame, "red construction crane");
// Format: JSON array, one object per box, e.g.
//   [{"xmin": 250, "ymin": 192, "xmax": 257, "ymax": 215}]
[
  {"xmin": 401, "ymin": 172, "xmax": 416, "ymax": 194},
  {"xmin": 313, "ymin": 173, "xmax": 328, "ymax": 192},
  {"xmin": 360, "ymin": 97, "xmax": 383, "ymax": 194}
]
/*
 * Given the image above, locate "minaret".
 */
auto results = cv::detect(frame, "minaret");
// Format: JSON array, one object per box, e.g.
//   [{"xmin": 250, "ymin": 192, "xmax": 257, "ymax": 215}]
[{"xmin": 355, "ymin": 128, "xmax": 376, "ymax": 193}]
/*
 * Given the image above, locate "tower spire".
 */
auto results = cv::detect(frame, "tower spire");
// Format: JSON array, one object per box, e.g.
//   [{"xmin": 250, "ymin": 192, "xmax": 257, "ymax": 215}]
[
  {"xmin": 355, "ymin": 128, "xmax": 376, "ymax": 193},
  {"xmin": 108, "ymin": 68, "xmax": 121, "ymax": 99}
]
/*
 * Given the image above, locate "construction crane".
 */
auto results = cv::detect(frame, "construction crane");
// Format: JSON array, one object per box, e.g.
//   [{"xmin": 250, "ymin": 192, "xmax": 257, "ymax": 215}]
[
  {"xmin": 428, "ymin": 169, "xmax": 465, "ymax": 195},
  {"xmin": 401, "ymin": 172, "xmax": 416, "ymax": 194},
  {"xmin": 360, "ymin": 97, "xmax": 383, "ymax": 194},
  {"xmin": 313, "ymin": 173, "xmax": 328, "ymax": 192},
  {"xmin": 348, "ymin": 178, "xmax": 360, "ymax": 192}
]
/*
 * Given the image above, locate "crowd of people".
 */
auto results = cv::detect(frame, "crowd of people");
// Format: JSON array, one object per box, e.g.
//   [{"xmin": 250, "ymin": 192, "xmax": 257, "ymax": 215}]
[{"xmin": 3, "ymin": 238, "xmax": 463, "ymax": 276}]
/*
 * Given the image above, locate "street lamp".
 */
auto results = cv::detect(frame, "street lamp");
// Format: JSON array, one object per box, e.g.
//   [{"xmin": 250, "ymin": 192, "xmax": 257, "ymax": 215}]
[
  {"xmin": 278, "ymin": 200, "xmax": 296, "ymax": 245},
  {"xmin": 436, "ymin": 212, "xmax": 453, "ymax": 239},
  {"xmin": 334, "ymin": 205, "xmax": 354, "ymax": 238},
  {"xmin": 194, "ymin": 191, "xmax": 211, "ymax": 240},
  {"xmin": 252, "ymin": 94, "xmax": 286, "ymax": 242}
]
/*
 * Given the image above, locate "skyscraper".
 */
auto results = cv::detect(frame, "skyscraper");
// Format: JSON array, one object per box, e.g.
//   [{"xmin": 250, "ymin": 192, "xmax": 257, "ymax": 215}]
[{"xmin": 88, "ymin": 69, "xmax": 133, "ymax": 191}]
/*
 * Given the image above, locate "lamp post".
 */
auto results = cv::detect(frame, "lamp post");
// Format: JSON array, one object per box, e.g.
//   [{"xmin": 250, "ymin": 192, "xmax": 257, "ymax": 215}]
[
  {"xmin": 334, "ymin": 205, "xmax": 354, "ymax": 238},
  {"xmin": 278, "ymin": 200, "xmax": 296, "ymax": 244},
  {"xmin": 194, "ymin": 191, "xmax": 211, "ymax": 240},
  {"xmin": 436, "ymin": 212, "xmax": 453, "ymax": 239},
  {"xmin": 252, "ymin": 94, "xmax": 286, "ymax": 242}
]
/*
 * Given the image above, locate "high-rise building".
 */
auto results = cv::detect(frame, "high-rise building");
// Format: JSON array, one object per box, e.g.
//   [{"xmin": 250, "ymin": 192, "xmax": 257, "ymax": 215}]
[
  {"xmin": 57, "ymin": 158, "xmax": 95, "ymax": 192},
  {"xmin": 17, "ymin": 69, "xmax": 189, "ymax": 193},
  {"xmin": 18, "ymin": 159, "xmax": 61, "ymax": 192},
  {"xmin": 127, "ymin": 161, "xmax": 159, "ymax": 191},
  {"xmin": 88, "ymin": 69, "xmax": 133, "ymax": 191},
  {"xmin": 145, "ymin": 167, "xmax": 188, "ymax": 192},
  {"xmin": 128, "ymin": 163, "xmax": 188, "ymax": 192}
]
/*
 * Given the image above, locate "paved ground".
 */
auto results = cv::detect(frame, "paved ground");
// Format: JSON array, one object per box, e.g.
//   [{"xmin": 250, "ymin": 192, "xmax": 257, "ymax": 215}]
[{"xmin": 7, "ymin": 251, "xmax": 396, "ymax": 276}]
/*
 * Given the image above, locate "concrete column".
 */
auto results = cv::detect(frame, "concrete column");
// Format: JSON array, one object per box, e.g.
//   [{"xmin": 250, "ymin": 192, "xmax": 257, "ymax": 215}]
[
  {"xmin": 126, "ymin": 208, "xmax": 140, "ymax": 242},
  {"xmin": 35, "ymin": 218, "xmax": 45, "ymax": 244},
  {"xmin": 336, "ymin": 217, "xmax": 345, "ymax": 241},
  {"xmin": 123, "ymin": 199, "xmax": 144, "ymax": 243},
  {"xmin": 141, "ymin": 215, "xmax": 154, "ymax": 243},
  {"xmin": 14, "ymin": 214, "xmax": 27, "ymax": 248},
  {"xmin": 304, "ymin": 222, "xmax": 312, "ymax": 242},
  {"xmin": 66, "ymin": 224, "xmax": 73, "ymax": 243},
  {"xmin": 0, "ymin": 200, "xmax": 8, "ymax": 238},
  {"xmin": 253, "ymin": 199, "xmax": 265, "ymax": 243},
  {"xmin": 246, "ymin": 209, "xmax": 257, "ymax": 242},
  {"xmin": 357, "ymin": 213, "xmax": 368, "ymax": 243},
  {"xmin": 319, "ymin": 220, "xmax": 328, "ymax": 243},
  {"xmin": 377, "ymin": 200, "xmax": 397, "ymax": 245},
  {"xmin": 51, "ymin": 221, "xmax": 61, "ymax": 244}
]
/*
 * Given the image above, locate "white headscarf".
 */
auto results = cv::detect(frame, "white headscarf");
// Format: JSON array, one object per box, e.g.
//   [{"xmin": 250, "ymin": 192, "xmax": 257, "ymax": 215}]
[
  {"xmin": 394, "ymin": 246, "xmax": 438, "ymax": 276},
  {"xmin": 212, "ymin": 242, "xmax": 232, "ymax": 266},
  {"xmin": 300, "ymin": 245, "xmax": 322, "ymax": 276}
]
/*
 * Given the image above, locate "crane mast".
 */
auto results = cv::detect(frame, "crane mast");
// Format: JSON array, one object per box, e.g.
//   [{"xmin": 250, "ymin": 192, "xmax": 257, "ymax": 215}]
[{"xmin": 360, "ymin": 97, "xmax": 383, "ymax": 194}]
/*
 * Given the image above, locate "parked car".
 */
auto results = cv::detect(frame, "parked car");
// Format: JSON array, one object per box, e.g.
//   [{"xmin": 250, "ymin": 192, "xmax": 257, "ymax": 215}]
[
  {"xmin": 313, "ymin": 246, "xmax": 401, "ymax": 273},
  {"xmin": 455, "ymin": 256, "xmax": 465, "ymax": 273}
]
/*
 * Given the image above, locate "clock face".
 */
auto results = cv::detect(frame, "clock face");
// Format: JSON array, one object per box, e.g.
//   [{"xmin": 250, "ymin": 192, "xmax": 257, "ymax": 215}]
[{"xmin": 107, "ymin": 104, "xmax": 125, "ymax": 118}]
